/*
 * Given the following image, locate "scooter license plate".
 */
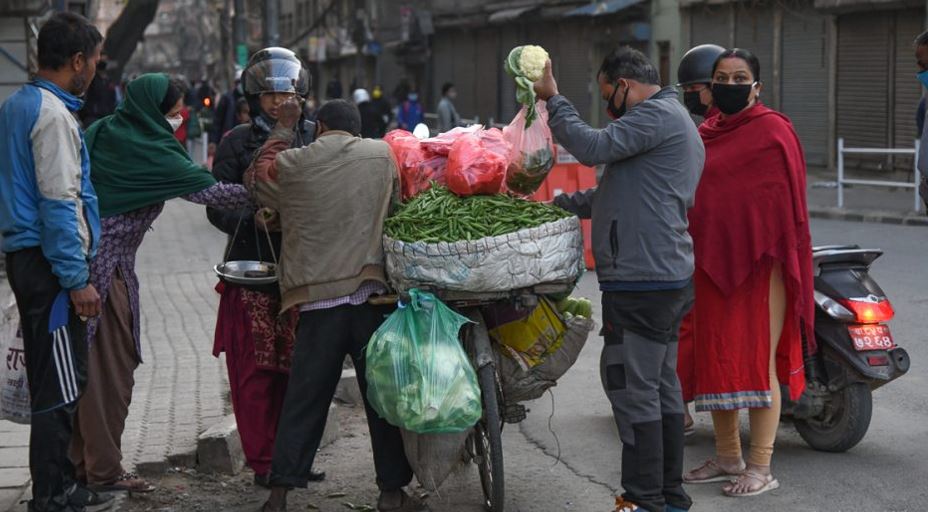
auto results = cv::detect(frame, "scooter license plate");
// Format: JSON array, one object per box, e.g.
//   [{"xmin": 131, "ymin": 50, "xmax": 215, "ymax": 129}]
[{"xmin": 848, "ymin": 324, "xmax": 895, "ymax": 351}]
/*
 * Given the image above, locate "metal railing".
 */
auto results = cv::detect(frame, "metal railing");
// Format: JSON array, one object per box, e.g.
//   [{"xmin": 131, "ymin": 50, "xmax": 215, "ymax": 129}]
[{"xmin": 837, "ymin": 137, "xmax": 922, "ymax": 212}]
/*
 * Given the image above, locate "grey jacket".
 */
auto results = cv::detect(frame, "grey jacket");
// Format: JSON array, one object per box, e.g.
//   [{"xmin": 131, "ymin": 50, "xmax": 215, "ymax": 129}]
[
  {"xmin": 548, "ymin": 88, "xmax": 705, "ymax": 284},
  {"xmin": 437, "ymin": 97, "xmax": 461, "ymax": 132}
]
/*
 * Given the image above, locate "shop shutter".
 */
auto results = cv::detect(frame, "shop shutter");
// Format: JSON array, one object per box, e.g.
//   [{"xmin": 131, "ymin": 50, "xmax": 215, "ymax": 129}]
[
  {"xmin": 734, "ymin": 2, "xmax": 773, "ymax": 79},
  {"xmin": 688, "ymin": 4, "xmax": 731, "ymax": 47},
  {"xmin": 431, "ymin": 32, "xmax": 456, "ymax": 110},
  {"xmin": 451, "ymin": 30, "xmax": 478, "ymax": 118},
  {"xmin": 474, "ymin": 28, "xmax": 500, "ymax": 124},
  {"xmin": 893, "ymin": 9, "xmax": 923, "ymax": 170},
  {"xmin": 498, "ymin": 28, "xmax": 521, "ymax": 123},
  {"xmin": 781, "ymin": 7, "xmax": 829, "ymax": 167},
  {"xmin": 836, "ymin": 12, "xmax": 891, "ymax": 170},
  {"xmin": 557, "ymin": 20, "xmax": 593, "ymax": 123}
]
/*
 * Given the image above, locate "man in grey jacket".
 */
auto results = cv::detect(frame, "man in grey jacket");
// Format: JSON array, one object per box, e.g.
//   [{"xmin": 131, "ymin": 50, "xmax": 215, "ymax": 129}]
[{"xmin": 534, "ymin": 47, "xmax": 704, "ymax": 512}]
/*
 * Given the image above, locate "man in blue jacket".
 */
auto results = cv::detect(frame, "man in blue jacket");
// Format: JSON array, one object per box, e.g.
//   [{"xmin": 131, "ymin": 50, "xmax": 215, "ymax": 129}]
[{"xmin": 0, "ymin": 12, "xmax": 113, "ymax": 512}]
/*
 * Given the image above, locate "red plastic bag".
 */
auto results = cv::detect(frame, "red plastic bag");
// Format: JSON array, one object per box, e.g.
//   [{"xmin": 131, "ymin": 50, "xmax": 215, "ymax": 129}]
[
  {"xmin": 446, "ymin": 131, "xmax": 512, "ymax": 196},
  {"xmin": 385, "ymin": 130, "xmax": 430, "ymax": 200},
  {"xmin": 503, "ymin": 102, "xmax": 556, "ymax": 196},
  {"xmin": 421, "ymin": 125, "xmax": 482, "ymax": 156}
]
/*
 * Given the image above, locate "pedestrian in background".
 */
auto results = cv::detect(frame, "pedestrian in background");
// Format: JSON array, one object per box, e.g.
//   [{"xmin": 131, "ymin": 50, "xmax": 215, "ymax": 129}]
[
  {"xmin": 0, "ymin": 11, "xmax": 115, "ymax": 512},
  {"xmin": 535, "ymin": 47, "xmax": 704, "ymax": 512},
  {"xmin": 235, "ymin": 97, "xmax": 251, "ymax": 126},
  {"xmin": 79, "ymin": 53, "xmax": 117, "ymax": 128},
  {"xmin": 354, "ymin": 88, "xmax": 386, "ymax": 138},
  {"xmin": 436, "ymin": 82, "xmax": 461, "ymax": 132},
  {"xmin": 396, "ymin": 90, "xmax": 423, "ymax": 131},
  {"xmin": 70, "ymin": 73, "xmax": 253, "ymax": 495},
  {"xmin": 246, "ymin": 99, "xmax": 423, "ymax": 512},
  {"xmin": 914, "ymin": 32, "xmax": 928, "ymax": 209},
  {"xmin": 371, "ymin": 85, "xmax": 393, "ymax": 131},
  {"xmin": 207, "ymin": 47, "xmax": 323, "ymax": 489},
  {"xmin": 212, "ymin": 69, "xmax": 244, "ymax": 145},
  {"xmin": 683, "ymin": 49, "xmax": 813, "ymax": 497}
]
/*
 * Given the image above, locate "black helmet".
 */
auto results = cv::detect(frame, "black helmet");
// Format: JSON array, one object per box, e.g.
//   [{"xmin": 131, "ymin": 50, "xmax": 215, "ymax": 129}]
[
  {"xmin": 243, "ymin": 47, "xmax": 311, "ymax": 97},
  {"xmin": 677, "ymin": 44, "xmax": 727, "ymax": 87}
]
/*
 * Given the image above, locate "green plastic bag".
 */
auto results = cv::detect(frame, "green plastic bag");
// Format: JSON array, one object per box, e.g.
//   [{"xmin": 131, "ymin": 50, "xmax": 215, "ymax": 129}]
[{"xmin": 366, "ymin": 289, "xmax": 482, "ymax": 434}]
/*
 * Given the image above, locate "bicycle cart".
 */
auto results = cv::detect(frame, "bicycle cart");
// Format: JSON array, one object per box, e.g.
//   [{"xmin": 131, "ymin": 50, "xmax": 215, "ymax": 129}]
[{"xmin": 417, "ymin": 281, "xmax": 575, "ymax": 512}]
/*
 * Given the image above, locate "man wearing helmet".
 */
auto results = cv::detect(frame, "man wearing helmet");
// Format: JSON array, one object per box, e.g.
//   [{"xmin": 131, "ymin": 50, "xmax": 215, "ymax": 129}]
[
  {"xmin": 677, "ymin": 44, "xmax": 726, "ymax": 118},
  {"xmin": 206, "ymin": 47, "xmax": 324, "ymax": 489}
]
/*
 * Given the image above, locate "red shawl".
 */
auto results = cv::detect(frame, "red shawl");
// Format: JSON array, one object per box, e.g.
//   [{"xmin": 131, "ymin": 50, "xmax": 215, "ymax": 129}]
[{"xmin": 690, "ymin": 103, "xmax": 814, "ymax": 401}]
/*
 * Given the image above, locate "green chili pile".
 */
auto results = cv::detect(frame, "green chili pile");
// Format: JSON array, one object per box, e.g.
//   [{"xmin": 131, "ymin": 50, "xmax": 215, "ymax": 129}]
[{"xmin": 385, "ymin": 186, "xmax": 573, "ymax": 243}]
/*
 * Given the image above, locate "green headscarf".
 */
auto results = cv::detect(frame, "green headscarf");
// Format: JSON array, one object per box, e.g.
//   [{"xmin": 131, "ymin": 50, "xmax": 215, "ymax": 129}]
[{"xmin": 87, "ymin": 73, "xmax": 217, "ymax": 218}]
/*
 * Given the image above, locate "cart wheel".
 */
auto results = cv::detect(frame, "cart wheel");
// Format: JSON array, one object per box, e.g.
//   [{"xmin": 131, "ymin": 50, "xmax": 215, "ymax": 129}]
[{"xmin": 475, "ymin": 362, "xmax": 505, "ymax": 512}]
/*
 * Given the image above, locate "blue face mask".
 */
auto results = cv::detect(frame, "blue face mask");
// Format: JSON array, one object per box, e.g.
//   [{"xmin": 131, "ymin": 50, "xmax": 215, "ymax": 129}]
[
  {"xmin": 408, "ymin": 94, "xmax": 418, "ymax": 102},
  {"xmin": 918, "ymin": 70, "xmax": 928, "ymax": 89}
]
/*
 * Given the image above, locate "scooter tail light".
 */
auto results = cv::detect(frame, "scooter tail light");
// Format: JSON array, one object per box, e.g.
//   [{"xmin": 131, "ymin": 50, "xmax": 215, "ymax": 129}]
[
  {"xmin": 842, "ymin": 298, "xmax": 895, "ymax": 324},
  {"xmin": 813, "ymin": 291, "xmax": 855, "ymax": 321}
]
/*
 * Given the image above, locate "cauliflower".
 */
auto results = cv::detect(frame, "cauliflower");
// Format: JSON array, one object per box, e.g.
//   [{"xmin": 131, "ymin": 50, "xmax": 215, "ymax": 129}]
[{"xmin": 518, "ymin": 45, "xmax": 549, "ymax": 82}]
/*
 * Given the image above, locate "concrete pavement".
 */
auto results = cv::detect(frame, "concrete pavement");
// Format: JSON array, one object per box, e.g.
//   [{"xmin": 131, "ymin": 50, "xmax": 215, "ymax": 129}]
[{"xmin": 522, "ymin": 218, "xmax": 928, "ymax": 511}]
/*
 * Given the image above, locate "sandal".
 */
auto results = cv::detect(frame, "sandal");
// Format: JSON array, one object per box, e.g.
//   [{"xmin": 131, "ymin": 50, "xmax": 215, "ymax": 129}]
[
  {"xmin": 723, "ymin": 470, "xmax": 780, "ymax": 497},
  {"xmin": 90, "ymin": 472, "xmax": 156, "ymax": 493},
  {"xmin": 683, "ymin": 459, "xmax": 746, "ymax": 484},
  {"xmin": 683, "ymin": 418, "xmax": 696, "ymax": 437}
]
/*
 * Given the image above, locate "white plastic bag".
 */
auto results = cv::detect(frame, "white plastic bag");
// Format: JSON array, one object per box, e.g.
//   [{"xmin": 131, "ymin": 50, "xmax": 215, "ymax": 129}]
[{"xmin": 1, "ymin": 297, "xmax": 30, "ymax": 424}]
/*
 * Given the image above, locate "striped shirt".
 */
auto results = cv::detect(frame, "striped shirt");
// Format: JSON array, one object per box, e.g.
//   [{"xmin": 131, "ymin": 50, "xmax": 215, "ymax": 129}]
[{"xmin": 299, "ymin": 280, "xmax": 387, "ymax": 312}]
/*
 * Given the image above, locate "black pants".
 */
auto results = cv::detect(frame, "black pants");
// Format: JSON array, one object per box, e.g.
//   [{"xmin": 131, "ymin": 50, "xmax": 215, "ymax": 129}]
[
  {"xmin": 269, "ymin": 303, "xmax": 413, "ymax": 489},
  {"xmin": 601, "ymin": 285, "xmax": 694, "ymax": 512},
  {"xmin": 6, "ymin": 248, "xmax": 88, "ymax": 511}
]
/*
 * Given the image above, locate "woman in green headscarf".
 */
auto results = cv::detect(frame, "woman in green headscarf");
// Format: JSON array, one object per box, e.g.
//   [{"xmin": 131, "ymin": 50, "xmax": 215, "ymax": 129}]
[{"xmin": 71, "ymin": 73, "xmax": 252, "ymax": 493}]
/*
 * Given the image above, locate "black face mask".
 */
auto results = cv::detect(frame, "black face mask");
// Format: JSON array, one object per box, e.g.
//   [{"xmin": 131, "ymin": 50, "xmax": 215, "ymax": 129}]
[
  {"xmin": 711, "ymin": 83, "xmax": 755, "ymax": 115},
  {"xmin": 606, "ymin": 82, "xmax": 629, "ymax": 120},
  {"xmin": 683, "ymin": 90, "xmax": 709, "ymax": 117}
]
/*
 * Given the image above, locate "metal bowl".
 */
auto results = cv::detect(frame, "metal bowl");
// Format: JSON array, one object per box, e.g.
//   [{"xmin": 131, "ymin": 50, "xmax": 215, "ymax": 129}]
[{"xmin": 214, "ymin": 260, "xmax": 278, "ymax": 285}]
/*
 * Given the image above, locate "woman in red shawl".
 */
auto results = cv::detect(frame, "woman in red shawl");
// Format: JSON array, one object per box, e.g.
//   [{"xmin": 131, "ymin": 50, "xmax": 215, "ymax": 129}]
[{"xmin": 682, "ymin": 49, "xmax": 814, "ymax": 497}]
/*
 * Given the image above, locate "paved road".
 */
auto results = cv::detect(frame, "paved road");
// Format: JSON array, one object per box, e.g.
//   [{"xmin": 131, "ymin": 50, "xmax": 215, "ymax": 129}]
[{"xmin": 522, "ymin": 218, "xmax": 928, "ymax": 512}]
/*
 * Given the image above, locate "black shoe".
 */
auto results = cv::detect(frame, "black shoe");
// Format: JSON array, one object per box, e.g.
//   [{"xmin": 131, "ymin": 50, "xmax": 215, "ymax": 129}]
[
  {"xmin": 377, "ymin": 490, "xmax": 430, "ymax": 512},
  {"xmin": 307, "ymin": 469, "xmax": 326, "ymax": 482},
  {"xmin": 254, "ymin": 473, "xmax": 271, "ymax": 489},
  {"xmin": 68, "ymin": 485, "xmax": 115, "ymax": 512}
]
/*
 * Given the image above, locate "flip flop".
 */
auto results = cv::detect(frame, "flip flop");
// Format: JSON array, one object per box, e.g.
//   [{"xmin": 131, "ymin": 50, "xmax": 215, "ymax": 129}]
[
  {"xmin": 723, "ymin": 470, "xmax": 781, "ymax": 497},
  {"xmin": 684, "ymin": 420, "xmax": 696, "ymax": 437},
  {"xmin": 683, "ymin": 459, "xmax": 746, "ymax": 484}
]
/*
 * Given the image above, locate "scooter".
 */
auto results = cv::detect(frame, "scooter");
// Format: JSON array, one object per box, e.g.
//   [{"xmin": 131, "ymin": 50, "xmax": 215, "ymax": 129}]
[{"xmin": 783, "ymin": 245, "xmax": 910, "ymax": 452}]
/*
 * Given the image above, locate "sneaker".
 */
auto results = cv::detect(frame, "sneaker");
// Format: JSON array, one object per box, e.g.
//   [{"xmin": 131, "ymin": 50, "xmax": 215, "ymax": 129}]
[
  {"xmin": 613, "ymin": 497, "xmax": 639, "ymax": 512},
  {"xmin": 67, "ymin": 485, "xmax": 115, "ymax": 512}
]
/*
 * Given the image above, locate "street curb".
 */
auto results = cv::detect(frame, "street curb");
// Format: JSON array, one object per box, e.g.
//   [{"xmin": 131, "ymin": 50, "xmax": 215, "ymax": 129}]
[{"xmin": 809, "ymin": 207, "xmax": 928, "ymax": 226}]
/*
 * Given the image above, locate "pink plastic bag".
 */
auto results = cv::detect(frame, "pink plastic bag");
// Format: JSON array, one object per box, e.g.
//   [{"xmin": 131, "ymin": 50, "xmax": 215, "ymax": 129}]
[
  {"xmin": 421, "ymin": 125, "xmax": 482, "ymax": 156},
  {"xmin": 446, "ymin": 131, "xmax": 512, "ymax": 196},
  {"xmin": 503, "ymin": 102, "xmax": 556, "ymax": 196}
]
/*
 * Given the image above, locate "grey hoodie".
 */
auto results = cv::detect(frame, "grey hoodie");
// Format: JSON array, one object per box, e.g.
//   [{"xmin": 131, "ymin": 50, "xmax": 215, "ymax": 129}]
[{"xmin": 548, "ymin": 88, "xmax": 705, "ymax": 284}]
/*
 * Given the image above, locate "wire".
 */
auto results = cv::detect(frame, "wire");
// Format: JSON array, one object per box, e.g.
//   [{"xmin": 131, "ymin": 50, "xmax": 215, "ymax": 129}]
[{"xmin": 547, "ymin": 388, "xmax": 562, "ymax": 469}]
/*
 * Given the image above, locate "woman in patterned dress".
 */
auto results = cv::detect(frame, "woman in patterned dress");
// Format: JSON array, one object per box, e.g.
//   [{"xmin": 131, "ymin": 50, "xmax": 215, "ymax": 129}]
[{"xmin": 68, "ymin": 74, "xmax": 252, "ymax": 493}]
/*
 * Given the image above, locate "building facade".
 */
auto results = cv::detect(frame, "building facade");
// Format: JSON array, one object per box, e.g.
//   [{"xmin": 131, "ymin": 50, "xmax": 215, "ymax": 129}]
[{"xmin": 682, "ymin": 0, "xmax": 925, "ymax": 171}]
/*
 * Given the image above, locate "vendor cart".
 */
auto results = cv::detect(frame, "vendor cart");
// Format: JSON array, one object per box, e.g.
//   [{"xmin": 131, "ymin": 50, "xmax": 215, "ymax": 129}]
[{"xmin": 405, "ymin": 281, "xmax": 574, "ymax": 512}]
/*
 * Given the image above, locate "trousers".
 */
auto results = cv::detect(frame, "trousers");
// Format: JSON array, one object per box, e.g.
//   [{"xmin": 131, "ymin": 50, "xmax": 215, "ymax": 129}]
[
  {"xmin": 269, "ymin": 303, "xmax": 413, "ymax": 489},
  {"xmin": 600, "ymin": 285, "xmax": 694, "ymax": 512},
  {"xmin": 6, "ymin": 248, "xmax": 87, "ymax": 510}
]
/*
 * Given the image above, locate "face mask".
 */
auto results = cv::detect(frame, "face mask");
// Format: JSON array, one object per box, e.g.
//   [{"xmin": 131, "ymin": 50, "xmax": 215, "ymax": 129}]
[
  {"xmin": 166, "ymin": 115, "xmax": 184, "ymax": 132},
  {"xmin": 606, "ymin": 82, "xmax": 629, "ymax": 120},
  {"xmin": 408, "ymin": 94, "xmax": 418, "ymax": 102},
  {"xmin": 918, "ymin": 70, "xmax": 928, "ymax": 89},
  {"xmin": 683, "ymin": 90, "xmax": 709, "ymax": 117},
  {"xmin": 711, "ymin": 82, "xmax": 756, "ymax": 115}
]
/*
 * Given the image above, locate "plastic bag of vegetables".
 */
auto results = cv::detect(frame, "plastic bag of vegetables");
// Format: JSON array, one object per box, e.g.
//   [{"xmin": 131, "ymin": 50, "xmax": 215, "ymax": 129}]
[
  {"xmin": 366, "ymin": 289, "xmax": 482, "ymax": 434},
  {"xmin": 504, "ymin": 45, "xmax": 549, "ymax": 127},
  {"xmin": 504, "ymin": 101, "xmax": 556, "ymax": 196}
]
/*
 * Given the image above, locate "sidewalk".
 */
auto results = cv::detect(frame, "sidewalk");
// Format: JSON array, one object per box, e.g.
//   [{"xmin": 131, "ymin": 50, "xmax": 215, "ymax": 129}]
[
  {"xmin": 806, "ymin": 168, "xmax": 928, "ymax": 226},
  {"xmin": 0, "ymin": 200, "xmax": 233, "ymax": 511}
]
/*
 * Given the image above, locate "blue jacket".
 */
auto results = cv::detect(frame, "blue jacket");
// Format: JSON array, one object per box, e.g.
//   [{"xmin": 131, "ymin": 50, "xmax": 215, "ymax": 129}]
[
  {"xmin": 397, "ymin": 100, "xmax": 423, "ymax": 131},
  {"xmin": 0, "ymin": 79, "xmax": 100, "ymax": 290}
]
